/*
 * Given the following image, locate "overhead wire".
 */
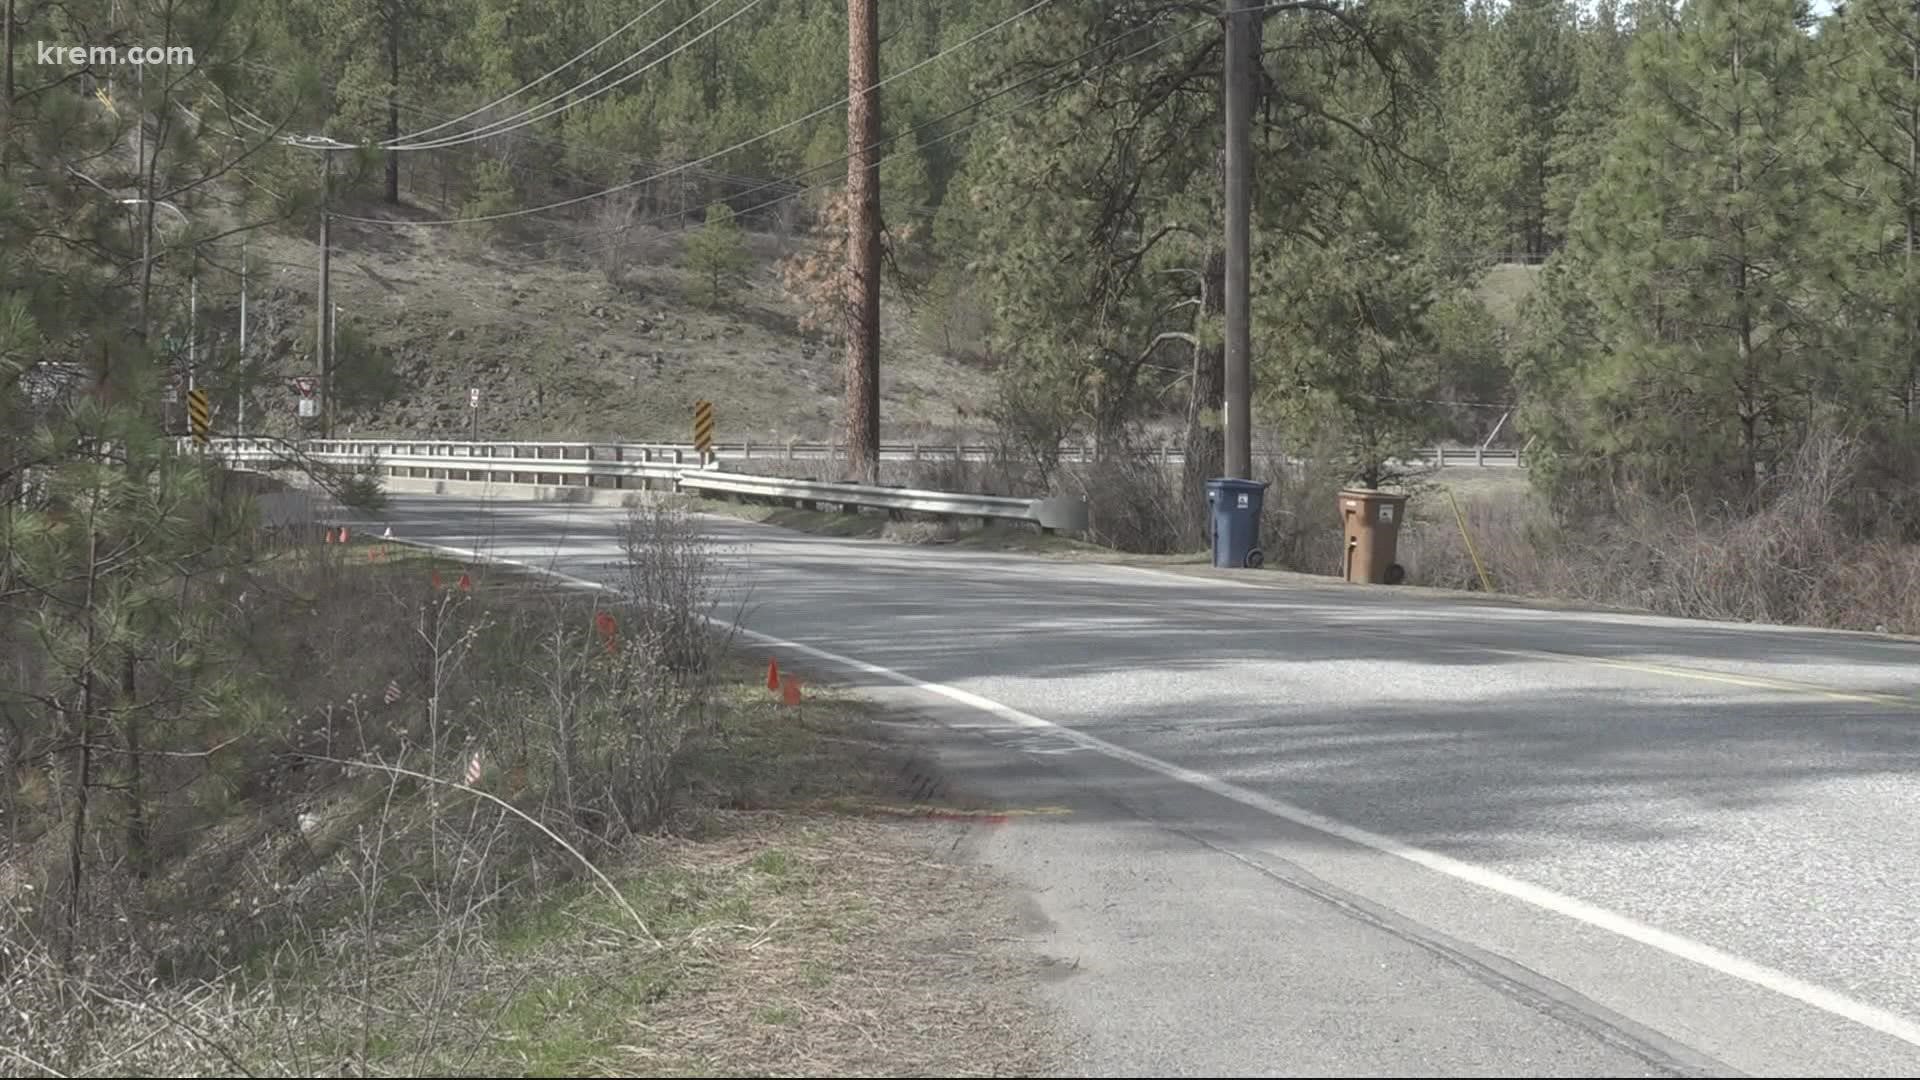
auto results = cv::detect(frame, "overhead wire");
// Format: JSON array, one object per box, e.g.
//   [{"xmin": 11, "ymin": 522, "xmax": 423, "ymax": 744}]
[
  {"xmin": 230, "ymin": 58, "xmax": 808, "ymax": 199},
  {"xmin": 204, "ymin": 0, "xmax": 741, "ymax": 152},
  {"xmin": 331, "ymin": 0, "xmax": 1063, "ymax": 226},
  {"xmin": 381, "ymin": 0, "xmax": 755, "ymax": 151},
  {"xmin": 384, "ymin": 0, "xmax": 678, "ymax": 145},
  {"xmin": 510, "ymin": 14, "xmax": 1211, "ymax": 269}
]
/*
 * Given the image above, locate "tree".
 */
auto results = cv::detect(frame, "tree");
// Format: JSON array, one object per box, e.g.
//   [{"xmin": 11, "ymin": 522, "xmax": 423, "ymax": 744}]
[
  {"xmin": 1433, "ymin": 0, "xmax": 1575, "ymax": 261},
  {"xmin": 1518, "ymin": 0, "xmax": 1821, "ymax": 506},
  {"xmin": 1543, "ymin": 0, "xmax": 1631, "ymax": 244},
  {"xmin": 683, "ymin": 200, "xmax": 750, "ymax": 306},
  {"xmin": 2, "ymin": 0, "xmax": 279, "ymax": 959},
  {"xmin": 1255, "ymin": 143, "xmax": 1481, "ymax": 488},
  {"xmin": 1816, "ymin": 0, "xmax": 1920, "ymax": 428}
]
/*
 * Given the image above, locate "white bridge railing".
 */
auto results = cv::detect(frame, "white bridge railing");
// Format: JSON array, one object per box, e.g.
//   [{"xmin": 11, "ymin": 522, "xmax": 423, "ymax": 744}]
[{"xmin": 198, "ymin": 437, "xmax": 1091, "ymax": 532}]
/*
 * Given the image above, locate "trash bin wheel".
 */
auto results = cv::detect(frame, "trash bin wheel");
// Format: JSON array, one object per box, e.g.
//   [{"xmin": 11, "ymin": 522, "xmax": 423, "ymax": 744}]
[
  {"xmin": 1385, "ymin": 563, "xmax": 1406, "ymax": 585},
  {"xmin": 1245, "ymin": 548, "xmax": 1265, "ymax": 570}
]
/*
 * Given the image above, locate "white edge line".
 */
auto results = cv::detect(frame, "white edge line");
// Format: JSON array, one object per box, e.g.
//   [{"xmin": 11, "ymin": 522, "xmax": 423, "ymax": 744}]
[{"xmin": 384, "ymin": 532, "xmax": 1920, "ymax": 1051}]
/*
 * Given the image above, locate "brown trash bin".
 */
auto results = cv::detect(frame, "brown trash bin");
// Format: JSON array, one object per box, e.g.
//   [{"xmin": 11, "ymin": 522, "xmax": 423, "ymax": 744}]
[{"xmin": 1338, "ymin": 488, "xmax": 1410, "ymax": 584}]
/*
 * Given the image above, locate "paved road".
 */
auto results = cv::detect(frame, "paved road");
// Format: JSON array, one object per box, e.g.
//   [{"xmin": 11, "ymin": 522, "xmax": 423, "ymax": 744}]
[{"xmin": 365, "ymin": 494, "xmax": 1920, "ymax": 1077}]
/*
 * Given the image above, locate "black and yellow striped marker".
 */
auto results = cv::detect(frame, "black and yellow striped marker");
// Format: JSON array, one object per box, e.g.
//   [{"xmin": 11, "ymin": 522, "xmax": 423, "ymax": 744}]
[
  {"xmin": 187, "ymin": 388, "xmax": 211, "ymax": 446},
  {"xmin": 692, "ymin": 399, "xmax": 714, "ymax": 458}
]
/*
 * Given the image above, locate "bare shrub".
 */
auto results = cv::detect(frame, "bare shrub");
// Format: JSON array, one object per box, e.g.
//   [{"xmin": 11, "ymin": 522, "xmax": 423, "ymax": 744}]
[
  {"xmin": 594, "ymin": 194, "xmax": 644, "ymax": 286},
  {"xmin": 1073, "ymin": 450, "xmax": 1191, "ymax": 554},
  {"xmin": 619, "ymin": 497, "xmax": 725, "ymax": 676},
  {"xmin": 903, "ymin": 447, "xmax": 1039, "ymax": 500},
  {"xmin": 1404, "ymin": 429, "xmax": 1920, "ymax": 634},
  {"xmin": 1257, "ymin": 450, "xmax": 1352, "ymax": 576}
]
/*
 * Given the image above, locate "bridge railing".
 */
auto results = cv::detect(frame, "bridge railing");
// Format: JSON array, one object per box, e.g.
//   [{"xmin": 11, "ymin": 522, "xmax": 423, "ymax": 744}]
[{"xmin": 195, "ymin": 437, "xmax": 1092, "ymax": 533}]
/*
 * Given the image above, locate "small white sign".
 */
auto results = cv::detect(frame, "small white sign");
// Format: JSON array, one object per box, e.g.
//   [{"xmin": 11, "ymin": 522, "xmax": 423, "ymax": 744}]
[
  {"xmin": 468, "ymin": 387, "xmax": 480, "ymax": 409},
  {"xmin": 297, "ymin": 398, "xmax": 318, "ymax": 418},
  {"xmin": 1236, "ymin": 493, "xmax": 1250, "ymax": 509},
  {"xmin": 1378, "ymin": 504, "xmax": 1395, "ymax": 524}
]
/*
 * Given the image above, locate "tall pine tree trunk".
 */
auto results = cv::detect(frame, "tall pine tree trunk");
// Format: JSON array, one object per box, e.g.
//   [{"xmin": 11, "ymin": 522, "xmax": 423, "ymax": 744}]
[
  {"xmin": 63, "ymin": 524, "xmax": 102, "ymax": 967},
  {"xmin": 1906, "ymin": 35, "xmax": 1917, "ymax": 423},
  {"xmin": 843, "ymin": 0, "xmax": 882, "ymax": 484}
]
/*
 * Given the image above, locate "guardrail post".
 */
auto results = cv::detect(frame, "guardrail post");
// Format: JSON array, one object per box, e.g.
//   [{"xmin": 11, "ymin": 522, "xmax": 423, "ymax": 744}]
[{"xmin": 1476, "ymin": 444, "xmax": 1485, "ymax": 467}]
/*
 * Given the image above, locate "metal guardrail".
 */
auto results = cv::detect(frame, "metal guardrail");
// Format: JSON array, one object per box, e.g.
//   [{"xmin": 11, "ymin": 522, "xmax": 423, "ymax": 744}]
[
  {"xmin": 297, "ymin": 437, "xmax": 1527, "ymax": 468},
  {"xmin": 191, "ymin": 434, "xmax": 1522, "ymax": 535},
  {"xmin": 675, "ymin": 470, "xmax": 1087, "ymax": 530},
  {"xmin": 197, "ymin": 437, "xmax": 1090, "ymax": 533}
]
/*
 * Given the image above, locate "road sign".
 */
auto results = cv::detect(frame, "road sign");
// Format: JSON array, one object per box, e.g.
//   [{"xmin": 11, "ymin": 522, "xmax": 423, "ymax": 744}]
[
  {"xmin": 469, "ymin": 387, "xmax": 480, "ymax": 409},
  {"xmin": 298, "ymin": 398, "xmax": 318, "ymax": 418},
  {"xmin": 187, "ymin": 388, "xmax": 211, "ymax": 445},
  {"xmin": 693, "ymin": 400, "xmax": 714, "ymax": 457},
  {"xmin": 292, "ymin": 376, "xmax": 317, "ymax": 398}
]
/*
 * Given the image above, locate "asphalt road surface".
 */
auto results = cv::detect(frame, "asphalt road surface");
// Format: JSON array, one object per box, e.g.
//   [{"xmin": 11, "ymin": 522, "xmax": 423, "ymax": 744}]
[{"xmin": 360, "ymin": 494, "xmax": 1920, "ymax": 1078}]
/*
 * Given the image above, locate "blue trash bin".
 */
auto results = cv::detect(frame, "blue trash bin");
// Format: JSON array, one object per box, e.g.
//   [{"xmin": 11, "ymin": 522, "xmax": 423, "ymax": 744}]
[{"xmin": 1206, "ymin": 477, "xmax": 1268, "ymax": 569}]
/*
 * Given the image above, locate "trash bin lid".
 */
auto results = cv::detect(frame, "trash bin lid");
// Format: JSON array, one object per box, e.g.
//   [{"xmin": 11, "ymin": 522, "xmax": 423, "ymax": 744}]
[{"xmin": 1205, "ymin": 477, "xmax": 1270, "ymax": 493}]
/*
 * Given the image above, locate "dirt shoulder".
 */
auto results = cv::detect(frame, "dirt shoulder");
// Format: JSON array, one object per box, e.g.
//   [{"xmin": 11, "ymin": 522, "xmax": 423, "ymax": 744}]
[{"xmin": 517, "ymin": 658, "xmax": 1066, "ymax": 1077}]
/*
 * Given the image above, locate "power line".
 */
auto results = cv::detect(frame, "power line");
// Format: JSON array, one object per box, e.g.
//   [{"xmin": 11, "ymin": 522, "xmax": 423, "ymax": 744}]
[
  {"xmin": 384, "ymin": 0, "xmax": 677, "ymax": 146},
  {"xmin": 382, "ymin": 0, "xmax": 755, "ymax": 151},
  {"xmin": 215, "ymin": 0, "xmax": 745, "ymax": 154},
  {"xmin": 518, "ymin": 15, "xmax": 1209, "ymax": 269},
  {"xmin": 333, "ymin": 0, "xmax": 1063, "ymax": 226},
  {"xmin": 229, "ymin": 59, "xmax": 806, "ymax": 201}
]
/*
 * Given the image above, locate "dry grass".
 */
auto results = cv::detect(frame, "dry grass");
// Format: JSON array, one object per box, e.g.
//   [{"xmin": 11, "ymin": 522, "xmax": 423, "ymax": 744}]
[
  {"xmin": 619, "ymin": 815, "xmax": 1055, "ymax": 1078},
  {"xmin": 1398, "ymin": 434, "xmax": 1920, "ymax": 635}
]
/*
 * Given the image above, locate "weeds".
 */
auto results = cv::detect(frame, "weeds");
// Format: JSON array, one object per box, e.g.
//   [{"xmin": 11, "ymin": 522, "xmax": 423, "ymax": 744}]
[
  {"xmin": 0, "ymin": 491, "xmax": 733, "ymax": 1074},
  {"xmin": 1399, "ymin": 431, "xmax": 1920, "ymax": 634}
]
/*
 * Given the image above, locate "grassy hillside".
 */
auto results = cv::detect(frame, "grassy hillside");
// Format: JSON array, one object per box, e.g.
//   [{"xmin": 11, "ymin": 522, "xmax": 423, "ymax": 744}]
[{"xmin": 242, "ymin": 214, "xmax": 996, "ymax": 446}]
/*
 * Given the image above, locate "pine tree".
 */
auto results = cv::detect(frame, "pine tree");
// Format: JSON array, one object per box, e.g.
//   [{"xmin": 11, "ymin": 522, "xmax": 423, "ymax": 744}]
[
  {"xmin": 1543, "ymin": 0, "xmax": 1631, "ymax": 245},
  {"xmin": 683, "ymin": 200, "xmax": 750, "ymax": 306},
  {"xmin": 2, "ymin": 0, "xmax": 273, "ymax": 957},
  {"xmin": 1436, "ymin": 0, "xmax": 1575, "ymax": 261},
  {"xmin": 1526, "ymin": 0, "xmax": 1821, "ymax": 503},
  {"xmin": 1816, "ymin": 0, "xmax": 1920, "ymax": 428}
]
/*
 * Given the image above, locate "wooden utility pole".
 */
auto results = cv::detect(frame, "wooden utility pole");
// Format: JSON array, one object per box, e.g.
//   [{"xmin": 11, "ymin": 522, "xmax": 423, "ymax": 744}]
[
  {"xmin": 318, "ymin": 154, "xmax": 334, "ymax": 437},
  {"xmin": 1223, "ymin": 0, "xmax": 1255, "ymax": 480},
  {"xmin": 844, "ymin": 0, "xmax": 882, "ymax": 484}
]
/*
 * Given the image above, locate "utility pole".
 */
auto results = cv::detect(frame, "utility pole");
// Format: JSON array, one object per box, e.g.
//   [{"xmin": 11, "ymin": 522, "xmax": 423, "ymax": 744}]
[
  {"xmin": 844, "ymin": 0, "xmax": 882, "ymax": 484},
  {"xmin": 137, "ymin": 63, "xmax": 150, "ymax": 337},
  {"xmin": 1222, "ymin": 1, "xmax": 1256, "ymax": 480},
  {"xmin": 187, "ymin": 260, "xmax": 196, "ymax": 391},
  {"xmin": 238, "ymin": 241, "xmax": 248, "ymax": 433},
  {"xmin": 318, "ymin": 154, "xmax": 333, "ymax": 437}
]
